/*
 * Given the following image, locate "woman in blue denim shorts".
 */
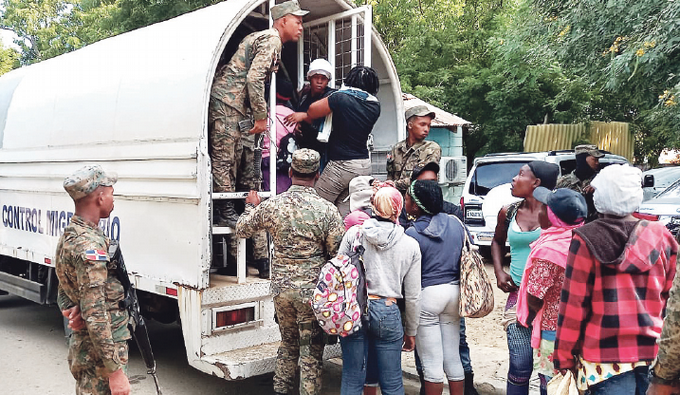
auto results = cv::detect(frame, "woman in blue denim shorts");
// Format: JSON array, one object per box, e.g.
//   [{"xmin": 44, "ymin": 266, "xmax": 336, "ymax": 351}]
[{"xmin": 338, "ymin": 182, "xmax": 422, "ymax": 395}]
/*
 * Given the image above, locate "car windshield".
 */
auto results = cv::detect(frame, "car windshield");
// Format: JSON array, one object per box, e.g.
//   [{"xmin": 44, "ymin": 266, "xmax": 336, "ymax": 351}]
[
  {"xmin": 470, "ymin": 161, "xmax": 528, "ymax": 196},
  {"xmin": 657, "ymin": 179, "xmax": 680, "ymax": 199},
  {"xmin": 650, "ymin": 167, "xmax": 680, "ymax": 186}
]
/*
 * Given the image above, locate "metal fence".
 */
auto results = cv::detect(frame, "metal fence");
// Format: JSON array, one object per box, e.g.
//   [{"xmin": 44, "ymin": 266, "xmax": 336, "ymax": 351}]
[{"xmin": 524, "ymin": 122, "xmax": 633, "ymax": 160}]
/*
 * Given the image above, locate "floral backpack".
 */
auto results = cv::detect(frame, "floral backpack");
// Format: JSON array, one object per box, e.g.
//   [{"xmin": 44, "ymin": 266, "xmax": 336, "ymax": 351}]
[{"xmin": 311, "ymin": 230, "xmax": 367, "ymax": 337}]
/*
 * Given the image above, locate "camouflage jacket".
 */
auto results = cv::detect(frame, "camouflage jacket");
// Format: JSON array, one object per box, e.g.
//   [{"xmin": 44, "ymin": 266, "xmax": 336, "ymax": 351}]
[
  {"xmin": 236, "ymin": 185, "xmax": 345, "ymax": 295},
  {"xmin": 556, "ymin": 171, "xmax": 598, "ymax": 222},
  {"xmin": 55, "ymin": 215, "xmax": 130, "ymax": 373},
  {"xmin": 652, "ymin": 233, "xmax": 680, "ymax": 381},
  {"xmin": 211, "ymin": 28, "xmax": 282, "ymax": 121},
  {"xmin": 556, "ymin": 171, "xmax": 594, "ymax": 194},
  {"xmin": 386, "ymin": 139, "xmax": 441, "ymax": 193}
]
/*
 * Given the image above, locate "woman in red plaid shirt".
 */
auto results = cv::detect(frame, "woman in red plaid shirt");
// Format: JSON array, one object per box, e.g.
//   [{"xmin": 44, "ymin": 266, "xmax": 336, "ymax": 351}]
[{"xmin": 554, "ymin": 164, "xmax": 678, "ymax": 395}]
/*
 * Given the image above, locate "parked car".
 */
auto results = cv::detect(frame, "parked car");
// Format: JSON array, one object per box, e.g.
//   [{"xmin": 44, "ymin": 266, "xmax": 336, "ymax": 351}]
[
  {"xmin": 461, "ymin": 150, "xmax": 630, "ymax": 248},
  {"xmin": 637, "ymin": 178, "xmax": 680, "ymax": 236},
  {"xmin": 642, "ymin": 166, "xmax": 680, "ymax": 201}
]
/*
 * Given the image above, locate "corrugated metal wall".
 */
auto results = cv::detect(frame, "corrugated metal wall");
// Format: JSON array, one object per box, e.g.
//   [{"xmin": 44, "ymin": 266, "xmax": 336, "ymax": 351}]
[{"xmin": 524, "ymin": 122, "xmax": 633, "ymax": 160}]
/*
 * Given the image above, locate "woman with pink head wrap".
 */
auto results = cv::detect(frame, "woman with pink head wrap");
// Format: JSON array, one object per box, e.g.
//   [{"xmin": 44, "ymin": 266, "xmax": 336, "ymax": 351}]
[
  {"xmin": 370, "ymin": 180, "xmax": 403, "ymax": 224},
  {"xmin": 338, "ymin": 180, "xmax": 421, "ymax": 395}
]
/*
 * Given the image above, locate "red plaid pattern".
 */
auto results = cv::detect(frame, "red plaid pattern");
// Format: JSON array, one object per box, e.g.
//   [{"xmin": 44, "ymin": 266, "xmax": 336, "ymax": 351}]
[{"xmin": 554, "ymin": 221, "xmax": 678, "ymax": 370}]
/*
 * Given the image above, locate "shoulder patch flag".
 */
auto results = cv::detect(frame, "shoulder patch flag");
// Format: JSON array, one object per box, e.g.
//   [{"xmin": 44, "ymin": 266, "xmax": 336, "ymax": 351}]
[{"xmin": 85, "ymin": 249, "xmax": 108, "ymax": 261}]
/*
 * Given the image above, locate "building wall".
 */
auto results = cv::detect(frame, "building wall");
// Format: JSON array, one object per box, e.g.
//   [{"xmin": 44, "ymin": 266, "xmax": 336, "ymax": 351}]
[{"xmin": 524, "ymin": 122, "xmax": 633, "ymax": 161}]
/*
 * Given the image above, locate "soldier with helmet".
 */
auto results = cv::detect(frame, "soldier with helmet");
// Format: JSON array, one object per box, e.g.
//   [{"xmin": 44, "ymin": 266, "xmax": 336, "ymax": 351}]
[
  {"xmin": 55, "ymin": 165, "xmax": 131, "ymax": 395},
  {"xmin": 236, "ymin": 149, "xmax": 345, "ymax": 395}
]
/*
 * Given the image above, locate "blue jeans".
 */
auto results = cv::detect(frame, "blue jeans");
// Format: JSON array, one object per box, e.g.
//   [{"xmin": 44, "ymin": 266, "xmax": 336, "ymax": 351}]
[
  {"xmin": 340, "ymin": 299, "xmax": 405, "ymax": 395},
  {"xmin": 459, "ymin": 318, "xmax": 472, "ymax": 373},
  {"xmin": 587, "ymin": 366, "xmax": 649, "ymax": 395},
  {"xmin": 506, "ymin": 322, "xmax": 533, "ymax": 395}
]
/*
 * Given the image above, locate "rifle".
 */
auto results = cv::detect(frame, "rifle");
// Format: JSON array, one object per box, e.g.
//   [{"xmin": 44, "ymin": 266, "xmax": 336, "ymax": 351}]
[{"xmin": 109, "ymin": 241, "xmax": 163, "ymax": 395}]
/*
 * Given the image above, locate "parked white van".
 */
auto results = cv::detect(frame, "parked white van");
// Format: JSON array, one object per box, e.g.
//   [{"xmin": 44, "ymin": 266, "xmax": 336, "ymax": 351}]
[{"xmin": 0, "ymin": 0, "xmax": 405, "ymax": 380}]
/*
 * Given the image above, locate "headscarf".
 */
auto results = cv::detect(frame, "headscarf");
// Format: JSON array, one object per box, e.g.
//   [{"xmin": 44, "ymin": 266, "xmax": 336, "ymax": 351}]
[
  {"xmin": 527, "ymin": 161, "xmax": 560, "ymax": 190},
  {"xmin": 407, "ymin": 180, "xmax": 443, "ymax": 215},
  {"xmin": 591, "ymin": 164, "xmax": 643, "ymax": 216},
  {"xmin": 370, "ymin": 181, "xmax": 403, "ymax": 223}
]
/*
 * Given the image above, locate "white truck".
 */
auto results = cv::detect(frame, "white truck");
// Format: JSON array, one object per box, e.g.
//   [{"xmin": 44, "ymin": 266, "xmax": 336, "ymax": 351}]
[{"xmin": 0, "ymin": 0, "xmax": 406, "ymax": 380}]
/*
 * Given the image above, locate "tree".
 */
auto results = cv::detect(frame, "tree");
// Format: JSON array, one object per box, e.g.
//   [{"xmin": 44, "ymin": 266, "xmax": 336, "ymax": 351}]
[
  {"xmin": 518, "ymin": 0, "xmax": 680, "ymax": 163},
  {"xmin": 0, "ymin": 40, "xmax": 20, "ymax": 75}
]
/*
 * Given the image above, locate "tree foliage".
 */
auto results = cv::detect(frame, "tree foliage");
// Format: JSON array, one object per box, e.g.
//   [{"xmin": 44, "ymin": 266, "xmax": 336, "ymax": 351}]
[
  {"xmin": 361, "ymin": 0, "xmax": 680, "ymax": 163},
  {"xmin": 0, "ymin": 0, "xmax": 677, "ymax": 163},
  {"xmin": 521, "ymin": 0, "xmax": 680, "ymax": 164}
]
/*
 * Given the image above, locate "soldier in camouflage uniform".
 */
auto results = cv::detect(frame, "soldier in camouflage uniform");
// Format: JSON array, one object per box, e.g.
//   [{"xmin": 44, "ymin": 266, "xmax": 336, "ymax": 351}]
[
  {"xmin": 210, "ymin": 1, "xmax": 308, "ymax": 277},
  {"xmin": 236, "ymin": 149, "xmax": 345, "ymax": 395},
  {"xmin": 386, "ymin": 105, "xmax": 442, "ymax": 194},
  {"xmin": 55, "ymin": 165, "xmax": 131, "ymax": 395},
  {"xmin": 555, "ymin": 144, "xmax": 604, "ymax": 222}
]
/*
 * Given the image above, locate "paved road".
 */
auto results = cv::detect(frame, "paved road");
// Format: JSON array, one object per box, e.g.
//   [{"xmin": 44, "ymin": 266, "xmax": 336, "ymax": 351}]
[{"xmin": 0, "ymin": 294, "xmax": 423, "ymax": 395}]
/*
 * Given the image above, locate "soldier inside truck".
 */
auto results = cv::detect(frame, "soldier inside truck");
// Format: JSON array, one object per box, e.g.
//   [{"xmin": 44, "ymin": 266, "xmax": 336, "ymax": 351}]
[{"xmin": 210, "ymin": 8, "xmax": 304, "ymax": 277}]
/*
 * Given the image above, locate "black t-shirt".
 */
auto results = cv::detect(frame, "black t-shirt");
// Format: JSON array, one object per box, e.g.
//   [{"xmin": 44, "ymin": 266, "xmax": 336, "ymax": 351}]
[
  {"xmin": 326, "ymin": 90, "xmax": 381, "ymax": 161},
  {"xmin": 296, "ymin": 87, "xmax": 335, "ymax": 152}
]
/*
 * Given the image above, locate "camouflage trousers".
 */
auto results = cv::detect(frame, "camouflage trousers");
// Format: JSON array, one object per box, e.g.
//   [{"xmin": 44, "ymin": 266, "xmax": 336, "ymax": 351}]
[
  {"xmin": 273, "ymin": 289, "xmax": 325, "ymax": 395},
  {"xmin": 209, "ymin": 99, "xmax": 267, "ymax": 260},
  {"xmin": 68, "ymin": 331, "xmax": 128, "ymax": 395}
]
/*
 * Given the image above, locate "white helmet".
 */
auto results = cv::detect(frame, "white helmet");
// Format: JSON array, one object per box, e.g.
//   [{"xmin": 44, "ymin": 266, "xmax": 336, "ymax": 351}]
[{"xmin": 307, "ymin": 59, "xmax": 333, "ymax": 80}]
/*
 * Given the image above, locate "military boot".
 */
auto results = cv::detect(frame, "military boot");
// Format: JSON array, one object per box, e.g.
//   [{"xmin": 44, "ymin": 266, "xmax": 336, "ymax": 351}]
[
  {"xmin": 255, "ymin": 258, "xmax": 270, "ymax": 279},
  {"xmin": 214, "ymin": 201, "xmax": 239, "ymax": 228}
]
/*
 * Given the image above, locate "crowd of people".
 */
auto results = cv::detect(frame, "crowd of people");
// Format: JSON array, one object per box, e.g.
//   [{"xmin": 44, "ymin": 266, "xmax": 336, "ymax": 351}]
[
  {"xmin": 214, "ymin": 3, "xmax": 680, "ymax": 394},
  {"xmin": 51, "ymin": 2, "xmax": 680, "ymax": 395}
]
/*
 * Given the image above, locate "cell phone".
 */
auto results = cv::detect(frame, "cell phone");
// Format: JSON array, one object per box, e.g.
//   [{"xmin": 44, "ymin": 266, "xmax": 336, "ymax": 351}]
[{"xmin": 238, "ymin": 118, "xmax": 255, "ymax": 132}]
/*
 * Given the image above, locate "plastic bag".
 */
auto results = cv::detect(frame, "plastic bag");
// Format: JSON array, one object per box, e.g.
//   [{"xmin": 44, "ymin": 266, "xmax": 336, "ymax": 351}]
[{"xmin": 547, "ymin": 370, "xmax": 580, "ymax": 395}]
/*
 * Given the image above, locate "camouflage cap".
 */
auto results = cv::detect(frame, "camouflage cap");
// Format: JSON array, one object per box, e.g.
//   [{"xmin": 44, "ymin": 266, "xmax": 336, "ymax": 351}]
[
  {"xmin": 271, "ymin": 1, "xmax": 309, "ymax": 20},
  {"xmin": 63, "ymin": 165, "xmax": 117, "ymax": 201},
  {"xmin": 575, "ymin": 144, "xmax": 604, "ymax": 158},
  {"xmin": 291, "ymin": 148, "xmax": 320, "ymax": 174},
  {"xmin": 405, "ymin": 105, "xmax": 436, "ymax": 121}
]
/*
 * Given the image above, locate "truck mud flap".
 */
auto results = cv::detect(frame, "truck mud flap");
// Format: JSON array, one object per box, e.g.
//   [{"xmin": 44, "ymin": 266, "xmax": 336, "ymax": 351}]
[{"xmin": 0, "ymin": 272, "xmax": 45, "ymax": 304}]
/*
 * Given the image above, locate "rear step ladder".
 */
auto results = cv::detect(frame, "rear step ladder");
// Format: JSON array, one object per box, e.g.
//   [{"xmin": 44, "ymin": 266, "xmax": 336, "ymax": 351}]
[{"xmin": 212, "ymin": 191, "xmax": 273, "ymax": 284}]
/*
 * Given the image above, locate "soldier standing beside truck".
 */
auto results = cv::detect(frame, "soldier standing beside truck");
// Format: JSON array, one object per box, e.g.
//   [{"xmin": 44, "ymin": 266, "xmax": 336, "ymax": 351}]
[
  {"xmin": 236, "ymin": 149, "xmax": 345, "ymax": 395},
  {"xmin": 209, "ymin": 0, "xmax": 308, "ymax": 277},
  {"xmin": 55, "ymin": 165, "xmax": 131, "ymax": 395},
  {"xmin": 386, "ymin": 105, "xmax": 442, "ymax": 195}
]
